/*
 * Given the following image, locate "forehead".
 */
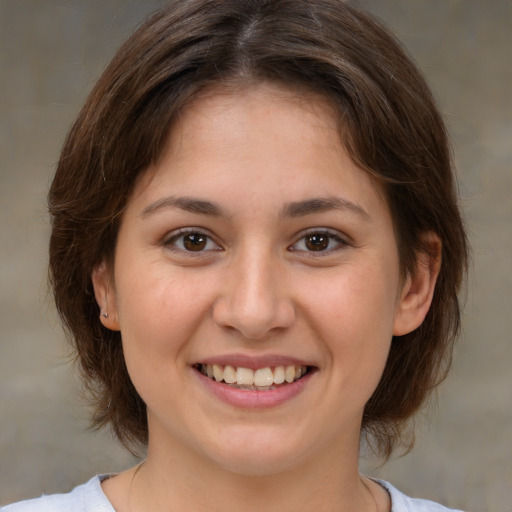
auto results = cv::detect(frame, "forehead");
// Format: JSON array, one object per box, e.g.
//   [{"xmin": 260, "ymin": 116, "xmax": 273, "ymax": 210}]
[
  {"xmin": 131, "ymin": 81, "xmax": 388, "ymax": 216},
  {"xmin": 165, "ymin": 81, "xmax": 340, "ymax": 156}
]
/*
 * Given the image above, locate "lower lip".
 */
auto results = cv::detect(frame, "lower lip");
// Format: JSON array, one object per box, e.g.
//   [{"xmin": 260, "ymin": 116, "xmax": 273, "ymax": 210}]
[{"xmin": 193, "ymin": 368, "xmax": 313, "ymax": 409}]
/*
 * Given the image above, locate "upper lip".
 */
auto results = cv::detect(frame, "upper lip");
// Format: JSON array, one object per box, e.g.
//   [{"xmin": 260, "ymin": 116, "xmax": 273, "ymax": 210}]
[{"xmin": 192, "ymin": 353, "xmax": 316, "ymax": 370}]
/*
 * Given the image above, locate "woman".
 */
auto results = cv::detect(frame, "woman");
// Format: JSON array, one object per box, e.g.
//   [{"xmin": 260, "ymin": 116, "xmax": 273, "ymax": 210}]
[{"xmin": 4, "ymin": 1, "xmax": 468, "ymax": 511}]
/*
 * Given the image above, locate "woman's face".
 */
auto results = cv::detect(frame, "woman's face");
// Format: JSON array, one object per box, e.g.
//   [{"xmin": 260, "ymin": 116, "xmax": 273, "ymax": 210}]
[{"xmin": 94, "ymin": 82, "xmax": 422, "ymax": 475}]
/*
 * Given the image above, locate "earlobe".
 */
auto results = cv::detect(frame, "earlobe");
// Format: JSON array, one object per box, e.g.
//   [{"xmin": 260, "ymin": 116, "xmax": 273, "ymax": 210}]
[
  {"xmin": 91, "ymin": 263, "xmax": 121, "ymax": 331},
  {"xmin": 393, "ymin": 232, "xmax": 441, "ymax": 336}
]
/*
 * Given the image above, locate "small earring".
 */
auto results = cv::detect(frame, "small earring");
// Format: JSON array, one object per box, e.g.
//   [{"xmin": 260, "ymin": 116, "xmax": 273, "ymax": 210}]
[{"xmin": 101, "ymin": 311, "xmax": 109, "ymax": 319}]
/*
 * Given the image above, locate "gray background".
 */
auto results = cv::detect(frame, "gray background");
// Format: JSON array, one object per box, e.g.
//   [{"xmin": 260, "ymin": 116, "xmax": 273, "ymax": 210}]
[{"xmin": 1, "ymin": 1, "xmax": 511, "ymax": 510}]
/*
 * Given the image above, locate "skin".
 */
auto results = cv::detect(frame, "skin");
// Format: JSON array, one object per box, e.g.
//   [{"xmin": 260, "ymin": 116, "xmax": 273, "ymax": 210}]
[{"xmin": 92, "ymin": 82, "xmax": 440, "ymax": 512}]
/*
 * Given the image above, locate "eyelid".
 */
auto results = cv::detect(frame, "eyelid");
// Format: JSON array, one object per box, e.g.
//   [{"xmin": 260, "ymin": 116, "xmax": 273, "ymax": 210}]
[
  {"xmin": 163, "ymin": 227, "xmax": 223, "ymax": 253},
  {"xmin": 288, "ymin": 228, "xmax": 350, "ymax": 254}
]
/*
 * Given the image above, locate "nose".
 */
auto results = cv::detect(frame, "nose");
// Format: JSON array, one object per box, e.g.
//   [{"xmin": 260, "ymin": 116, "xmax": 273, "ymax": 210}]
[{"xmin": 212, "ymin": 248, "xmax": 295, "ymax": 340}]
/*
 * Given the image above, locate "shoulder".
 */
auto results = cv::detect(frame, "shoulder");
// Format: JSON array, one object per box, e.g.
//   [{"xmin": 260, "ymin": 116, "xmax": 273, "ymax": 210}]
[
  {"xmin": 377, "ymin": 480, "xmax": 465, "ymax": 512},
  {"xmin": 1, "ymin": 476, "xmax": 114, "ymax": 512}
]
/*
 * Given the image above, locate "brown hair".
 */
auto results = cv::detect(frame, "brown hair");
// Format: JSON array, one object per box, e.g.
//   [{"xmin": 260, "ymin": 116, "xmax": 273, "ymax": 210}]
[{"xmin": 48, "ymin": 0, "xmax": 468, "ymax": 458}]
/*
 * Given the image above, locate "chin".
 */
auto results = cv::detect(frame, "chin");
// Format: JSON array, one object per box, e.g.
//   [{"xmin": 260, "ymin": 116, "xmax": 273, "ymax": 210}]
[
  {"xmin": 214, "ymin": 451, "xmax": 301, "ymax": 477},
  {"xmin": 202, "ymin": 429, "xmax": 311, "ymax": 477}
]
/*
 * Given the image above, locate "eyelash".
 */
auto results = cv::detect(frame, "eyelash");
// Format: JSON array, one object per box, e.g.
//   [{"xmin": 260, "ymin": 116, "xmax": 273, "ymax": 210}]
[
  {"xmin": 163, "ymin": 228, "xmax": 348, "ymax": 256},
  {"xmin": 163, "ymin": 228, "xmax": 222, "ymax": 254},
  {"xmin": 289, "ymin": 229, "xmax": 348, "ymax": 255}
]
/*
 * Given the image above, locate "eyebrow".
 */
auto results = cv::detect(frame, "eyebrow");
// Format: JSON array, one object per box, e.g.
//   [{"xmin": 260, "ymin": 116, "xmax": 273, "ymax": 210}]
[
  {"xmin": 140, "ymin": 196, "xmax": 228, "ymax": 218},
  {"xmin": 140, "ymin": 195, "xmax": 370, "ymax": 221},
  {"xmin": 282, "ymin": 196, "xmax": 371, "ymax": 221}
]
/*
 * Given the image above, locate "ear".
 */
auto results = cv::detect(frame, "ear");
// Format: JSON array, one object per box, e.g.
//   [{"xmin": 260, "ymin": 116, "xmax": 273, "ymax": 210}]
[
  {"xmin": 393, "ymin": 232, "xmax": 441, "ymax": 336},
  {"xmin": 91, "ymin": 262, "xmax": 121, "ymax": 331}
]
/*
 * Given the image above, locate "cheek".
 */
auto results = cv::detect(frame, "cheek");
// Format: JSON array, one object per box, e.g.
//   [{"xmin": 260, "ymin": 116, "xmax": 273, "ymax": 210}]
[
  {"xmin": 114, "ymin": 266, "xmax": 215, "ymax": 378},
  {"xmin": 301, "ymin": 264, "xmax": 398, "ymax": 379},
  {"xmin": 306, "ymin": 263, "xmax": 398, "ymax": 332}
]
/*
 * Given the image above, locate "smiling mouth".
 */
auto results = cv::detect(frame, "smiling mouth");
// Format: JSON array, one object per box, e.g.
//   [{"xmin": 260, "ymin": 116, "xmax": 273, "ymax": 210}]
[{"xmin": 194, "ymin": 364, "xmax": 310, "ymax": 390}]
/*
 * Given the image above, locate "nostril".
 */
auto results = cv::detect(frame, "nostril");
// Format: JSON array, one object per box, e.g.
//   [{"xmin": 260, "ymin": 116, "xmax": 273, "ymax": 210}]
[{"xmin": 212, "ymin": 295, "xmax": 295, "ymax": 341}]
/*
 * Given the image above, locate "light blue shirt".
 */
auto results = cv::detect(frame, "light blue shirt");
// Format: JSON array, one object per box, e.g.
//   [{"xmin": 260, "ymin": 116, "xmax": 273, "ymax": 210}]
[{"xmin": 2, "ymin": 475, "xmax": 465, "ymax": 511}]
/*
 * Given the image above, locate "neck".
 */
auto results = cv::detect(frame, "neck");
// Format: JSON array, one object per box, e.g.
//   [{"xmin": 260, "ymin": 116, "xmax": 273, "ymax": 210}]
[{"xmin": 125, "ymin": 431, "xmax": 375, "ymax": 512}]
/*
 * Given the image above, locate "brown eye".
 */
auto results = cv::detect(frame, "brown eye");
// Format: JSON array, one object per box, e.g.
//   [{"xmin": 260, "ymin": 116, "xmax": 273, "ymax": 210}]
[
  {"xmin": 290, "ymin": 230, "xmax": 347, "ymax": 254},
  {"xmin": 183, "ymin": 233, "xmax": 208, "ymax": 251},
  {"xmin": 304, "ymin": 233, "xmax": 330, "ymax": 251},
  {"xmin": 165, "ymin": 230, "xmax": 220, "ymax": 253}
]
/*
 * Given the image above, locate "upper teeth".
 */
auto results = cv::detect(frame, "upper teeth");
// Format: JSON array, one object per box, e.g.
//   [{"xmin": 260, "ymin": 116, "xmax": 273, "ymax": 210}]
[{"xmin": 199, "ymin": 364, "xmax": 307, "ymax": 388}]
